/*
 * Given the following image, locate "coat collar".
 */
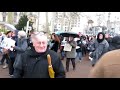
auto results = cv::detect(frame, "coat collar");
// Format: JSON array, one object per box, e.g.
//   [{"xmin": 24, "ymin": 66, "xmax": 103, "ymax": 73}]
[{"xmin": 27, "ymin": 47, "xmax": 49, "ymax": 57}]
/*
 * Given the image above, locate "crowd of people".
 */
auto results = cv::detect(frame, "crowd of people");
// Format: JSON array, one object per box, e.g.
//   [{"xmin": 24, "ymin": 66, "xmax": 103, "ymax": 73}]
[{"xmin": 0, "ymin": 29, "xmax": 120, "ymax": 78}]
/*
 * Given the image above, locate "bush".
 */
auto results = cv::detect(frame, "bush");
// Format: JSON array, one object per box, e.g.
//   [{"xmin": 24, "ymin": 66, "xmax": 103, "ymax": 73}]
[
  {"xmin": 0, "ymin": 29, "xmax": 8, "ymax": 33},
  {"xmin": 15, "ymin": 15, "xmax": 28, "ymax": 30}
]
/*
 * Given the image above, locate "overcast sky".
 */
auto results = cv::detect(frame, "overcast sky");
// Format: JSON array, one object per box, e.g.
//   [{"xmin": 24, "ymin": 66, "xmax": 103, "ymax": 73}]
[{"xmin": 39, "ymin": 12, "xmax": 120, "ymax": 25}]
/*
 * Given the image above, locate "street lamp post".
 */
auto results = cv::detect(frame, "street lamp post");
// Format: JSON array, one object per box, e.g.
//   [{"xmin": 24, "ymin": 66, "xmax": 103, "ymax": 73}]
[
  {"xmin": 107, "ymin": 12, "xmax": 111, "ymax": 33},
  {"xmin": 36, "ymin": 12, "xmax": 40, "ymax": 31}
]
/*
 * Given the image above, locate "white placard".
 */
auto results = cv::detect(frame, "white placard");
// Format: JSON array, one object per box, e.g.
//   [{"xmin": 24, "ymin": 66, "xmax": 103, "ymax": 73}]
[
  {"xmin": 63, "ymin": 43, "xmax": 72, "ymax": 51},
  {"xmin": 0, "ymin": 38, "xmax": 16, "ymax": 50},
  {"xmin": 76, "ymin": 46, "xmax": 80, "ymax": 49}
]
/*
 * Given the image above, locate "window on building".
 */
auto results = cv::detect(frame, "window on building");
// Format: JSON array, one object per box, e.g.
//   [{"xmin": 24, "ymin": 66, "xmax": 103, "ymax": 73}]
[
  {"xmin": 2, "ymin": 12, "xmax": 6, "ymax": 22},
  {"xmin": 59, "ymin": 15, "xmax": 62, "ymax": 18},
  {"xmin": 3, "ymin": 17, "xmax": 6, "ymax": 22},
  {"xmin": 71, "ymin": 25, "xmax": 74, "ymax": 27},
  {"xmin": 14, "ymin": 12, "xmax": 17, "ymax": 16},
  {"xmin": 14, "ymin": 12, "xmax": 17, "ymax": 23}
]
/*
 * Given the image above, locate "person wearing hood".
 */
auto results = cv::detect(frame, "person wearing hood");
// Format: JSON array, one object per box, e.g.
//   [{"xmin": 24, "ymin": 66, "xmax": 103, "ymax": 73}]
[
  {"xmin": 108, "ymin": 36, "xmax": 120, "ymax": 51},
  {"xmin": 13, "ymin": 31, "xmax": 65, "ymax": 78},
  {"xmin": 11, "ymin": 31, "xmax": 28, "ymax": 71},
  {"xmin": 90, "ymin": 32, "xmax": 109, "ymax": 67}
]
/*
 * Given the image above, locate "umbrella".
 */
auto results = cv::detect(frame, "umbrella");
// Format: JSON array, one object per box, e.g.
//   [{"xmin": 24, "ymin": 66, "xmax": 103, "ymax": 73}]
[
  {"xmin": 47, "ymin": 54, "xmax": 55, "ymax": 78},
  {"xmin": 60, "ymin": 31, "xmax": 79, "ymax": 38},
  {"xmin": 54, "ymin": 30, "xmax": 64, "ymax": 35},
  {"xmin": 4, "ymin": 23, "xmax": 16, "ymax": 31}
]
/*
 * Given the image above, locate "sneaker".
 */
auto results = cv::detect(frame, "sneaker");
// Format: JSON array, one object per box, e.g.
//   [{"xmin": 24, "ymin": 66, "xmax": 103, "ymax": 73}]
[
  {"xmin": 2, "ymin": 64, "xmax": 8, "ymax": 69},
  {"xmin": 89, "ymin": 56, "xmax": 93, "ymax": 61},
  {"xmin": 9, "ymin": 74, "xmax": 14, "ymax": 78}
]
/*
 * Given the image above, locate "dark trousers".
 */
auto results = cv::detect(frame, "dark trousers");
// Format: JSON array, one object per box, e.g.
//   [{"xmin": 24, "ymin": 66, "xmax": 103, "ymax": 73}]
[
  {"xmin": 92, "ymin": 64, "xmax": 95, "ymax": 67},
  {"xmin": 0, "ymin": 54, "xmax": 9, "ymax": 64},
  {"xmin": 66, "ymin": 58, "xmax": 75, "ymax": 71},
  {"xmin": 82, "ymin": 46, "xmax": 87, "ymax": 56},
  {"xmin": 8, "ymin": 57, "xmax": 15, "ymax": 75}
]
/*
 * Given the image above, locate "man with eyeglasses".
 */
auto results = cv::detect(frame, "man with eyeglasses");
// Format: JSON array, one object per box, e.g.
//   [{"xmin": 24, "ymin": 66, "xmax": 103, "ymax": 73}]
[{"xmin": 13, "ymin": 32, "xmax": 65, "ymax": 78}]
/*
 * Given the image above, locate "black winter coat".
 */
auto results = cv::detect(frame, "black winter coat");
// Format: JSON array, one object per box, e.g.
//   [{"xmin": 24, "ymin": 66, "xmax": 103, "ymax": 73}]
[
  {"xmin": 108, "ymin": 36, "xmax": 120, "ymax": 51},
  {"xmin": 13, "ymin": 48, "xmax": 65, "ymax": 78},
  {"xmin": 76, "ymin": 40, "xmax": 82, "ymax": 52},
  {"xmin": 51, "ymin": 40, "xmax": 59, "ymax": 52}
]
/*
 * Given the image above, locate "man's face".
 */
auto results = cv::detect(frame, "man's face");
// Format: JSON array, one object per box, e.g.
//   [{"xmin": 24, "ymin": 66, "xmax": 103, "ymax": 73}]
[
  {"xmin": 32, "ymin": 36, "xmax": 48, "ymax": 53},
  {"xmin": 12, "ymin": 31, "xmax": 16, "ymax": 37}
]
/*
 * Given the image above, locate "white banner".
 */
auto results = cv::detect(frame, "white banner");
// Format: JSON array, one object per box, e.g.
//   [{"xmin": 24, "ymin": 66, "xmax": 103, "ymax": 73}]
[
  {"xmin": 63, "ymin": 43, "xmax": 72, "ymax": 52},
  {"xmin": 0, "ymin": 37, "xmax": 16, "ymax": 51}
]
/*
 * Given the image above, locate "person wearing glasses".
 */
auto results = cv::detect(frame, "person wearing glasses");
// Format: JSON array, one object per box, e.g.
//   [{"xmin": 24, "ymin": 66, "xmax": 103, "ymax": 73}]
[{"xmin": 13, "ymin": 32, "xmax": 65, "ymax": 78}]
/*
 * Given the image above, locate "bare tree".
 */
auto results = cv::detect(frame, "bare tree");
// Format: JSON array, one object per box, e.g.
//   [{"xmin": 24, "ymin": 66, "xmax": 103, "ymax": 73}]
[
  {"xmin": 64, "ymin": 12, "xmax": 80, "ymax": 31},
  {"xmin": 96, "ymin": 12, "xmax": 106, "ymax": 26},
  {"xmin": 7, "ymin": 12, "xmax": 14, "ymax": 24},
  {"xmin": 45, "ymin": 12, "xmax": 49, "ymax": 33}
]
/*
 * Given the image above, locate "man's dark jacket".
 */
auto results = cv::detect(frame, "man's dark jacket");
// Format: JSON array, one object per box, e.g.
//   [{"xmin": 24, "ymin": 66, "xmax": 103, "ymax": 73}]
[{"xmin": 13, "ymin": 47, "xmax": 65, "ymax": 78}]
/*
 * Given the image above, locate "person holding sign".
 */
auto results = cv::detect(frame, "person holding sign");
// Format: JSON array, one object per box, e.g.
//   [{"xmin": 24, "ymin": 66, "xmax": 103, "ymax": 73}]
[
  {"xmin": 64, "ymin": 36, "xmax": 77, "ymax": 72},
  {"xmin": 0, "ymin": 31, "xmax": 12, "ymax": 69}
]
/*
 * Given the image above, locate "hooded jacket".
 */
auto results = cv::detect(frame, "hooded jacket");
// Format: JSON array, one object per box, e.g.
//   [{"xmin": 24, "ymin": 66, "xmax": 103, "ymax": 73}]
[
  {"xmin": 13, "ymin": 47, "xmax": 65, "ymax": 78},
  {"xmin": 90, "ymin": 32, "xmax": 109, "ymax": 65}
]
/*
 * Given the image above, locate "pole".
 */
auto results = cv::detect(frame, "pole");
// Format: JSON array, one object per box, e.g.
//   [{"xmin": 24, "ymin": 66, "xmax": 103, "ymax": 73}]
[
  {"xmin": 37, "ymin": 12, "xmax": 40, "ymax": 31},
  {"xmin": 46, "ymin": 12, "xmax": 48, "ymax": 33},
  {"xmin": 26, "ymin": 20, "xmax": 29, "ymax": 34}
]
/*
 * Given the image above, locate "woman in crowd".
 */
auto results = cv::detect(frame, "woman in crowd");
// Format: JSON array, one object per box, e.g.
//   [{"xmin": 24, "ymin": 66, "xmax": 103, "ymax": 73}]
[{"xmin": 50, "ymin": 33, "xmax": 60, "ymax": 52}]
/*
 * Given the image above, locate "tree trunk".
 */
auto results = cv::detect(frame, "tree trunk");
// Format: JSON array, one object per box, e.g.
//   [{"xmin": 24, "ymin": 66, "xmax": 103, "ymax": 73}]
[
  {"xmin": 7, "ymin": 12, "xmax": 14, "ymax": 24},
  {"xmin": 45, "ymin": 12, "xmax": 49, "ymax": 33}
]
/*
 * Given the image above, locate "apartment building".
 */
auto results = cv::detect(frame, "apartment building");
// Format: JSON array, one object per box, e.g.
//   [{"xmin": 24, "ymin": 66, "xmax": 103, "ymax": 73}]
[{"xmin": 53, "ymin": 12, "xmax": 84, "ymax": 33}]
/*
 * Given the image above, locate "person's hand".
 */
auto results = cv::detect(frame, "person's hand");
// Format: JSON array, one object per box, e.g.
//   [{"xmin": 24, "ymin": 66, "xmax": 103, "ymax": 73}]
[
  {"xmin": 3, "ymin": 48, "xmax": 8, "ymax": 54},
  {"xmin": 11, "ymin": 46, "xmax": 15, "ymax": 48}
]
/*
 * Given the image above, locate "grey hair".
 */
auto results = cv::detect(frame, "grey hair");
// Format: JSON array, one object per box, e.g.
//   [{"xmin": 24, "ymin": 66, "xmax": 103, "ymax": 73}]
[
  {"xmin": 18, "ymin": 31, "xmax": 27, "ymax": 38},
  {"xmin": 31, "ymin": 32, "xmax": 48, "ymax": 43}
]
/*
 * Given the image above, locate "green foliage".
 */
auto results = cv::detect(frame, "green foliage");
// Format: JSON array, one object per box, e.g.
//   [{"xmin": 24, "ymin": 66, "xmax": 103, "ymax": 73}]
[
  {"xmin": 15, "ymin": 15, "xmax": 28, "ymax": 30},
  {"xmin": 0, "ymin": 29, "xmax": 9, "ymax": 33},
  {"xmin": 7, "ymin": 12, "xmax": 14, "ymax": 24}
]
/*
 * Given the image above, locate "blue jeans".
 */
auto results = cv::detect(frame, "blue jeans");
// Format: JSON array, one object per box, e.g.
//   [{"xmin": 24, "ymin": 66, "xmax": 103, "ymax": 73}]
[{"xmin": 76, "ymin": 52, "xmax": 82, "ymax": 60}]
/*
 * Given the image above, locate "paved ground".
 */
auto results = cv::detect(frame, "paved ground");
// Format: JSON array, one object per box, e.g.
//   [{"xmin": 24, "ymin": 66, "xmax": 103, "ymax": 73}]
[
  {"xmin": 0, "ymin": 54, "xmax": 92, "ymax": 78},
  {"xmin": 62, "ymin": 54, "xmax": 92, "ymax": 78}
]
